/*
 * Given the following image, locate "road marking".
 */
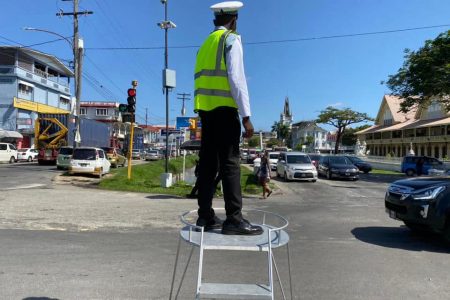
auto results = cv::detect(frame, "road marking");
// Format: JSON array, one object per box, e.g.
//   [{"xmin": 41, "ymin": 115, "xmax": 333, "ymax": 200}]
[{"xmin": 1, "ymin": 184, "xmax": 46, "ymax": 191}]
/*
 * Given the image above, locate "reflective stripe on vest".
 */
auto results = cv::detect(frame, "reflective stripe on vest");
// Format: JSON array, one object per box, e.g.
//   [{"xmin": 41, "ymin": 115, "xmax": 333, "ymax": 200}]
[{"xmin": 194, "ymin": 30, "xmax": 238, "ymax": 112}]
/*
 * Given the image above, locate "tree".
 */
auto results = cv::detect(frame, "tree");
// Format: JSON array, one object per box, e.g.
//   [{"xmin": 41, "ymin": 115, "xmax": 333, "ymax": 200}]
[
  {"xmin": 341, "ymin": 124, "xmax": 371, "ymax": 146},
  {"xmin": 316, "ymin": 107, "xmax": 373, "ymax": 154},
  {"xmin": 266, "ymin": 138, "xmax": 281, "ymax": 148},
  {"xmin": 385, "ymin": 30, "xmax": 450, "ymax": 113},
  {"xmin": 271, "ymin": 121, "xmax": 290, "ymax": 145},
  {"xmin": 247, "ymin": 136, "xmax": 260, "ymax": 148}
]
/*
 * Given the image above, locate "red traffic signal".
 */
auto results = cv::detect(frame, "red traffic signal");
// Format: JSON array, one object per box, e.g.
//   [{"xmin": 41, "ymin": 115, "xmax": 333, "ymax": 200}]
[{"xmin": 127, "ymin": 88, "xmax": 136, "ymax": 97}]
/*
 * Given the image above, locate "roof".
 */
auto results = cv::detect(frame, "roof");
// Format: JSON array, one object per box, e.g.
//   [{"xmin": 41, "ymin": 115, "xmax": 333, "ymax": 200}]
[
  {"xmin": 292, "ymin": 121, "xmax": 326, "ymax": 132},
  {"xmin": 0, "ymin": 46, "xmax": 73, "ymax": 77},
  {"xmin": 375, "ymin": 95, "xmax": 417, "ymax": 125}
]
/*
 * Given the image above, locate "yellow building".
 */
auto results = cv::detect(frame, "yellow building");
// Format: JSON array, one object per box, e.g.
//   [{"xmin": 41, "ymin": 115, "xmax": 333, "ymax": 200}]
[{"xmin": 357, "ymin": 95, "xmax": 450, "ymax": 159}]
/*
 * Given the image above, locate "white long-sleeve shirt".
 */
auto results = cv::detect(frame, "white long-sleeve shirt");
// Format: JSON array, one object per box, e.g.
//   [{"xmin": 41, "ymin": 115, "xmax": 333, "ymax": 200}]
[{"xmin": 216, "ymin": 26, "xmax": 251, "ymax": 118}]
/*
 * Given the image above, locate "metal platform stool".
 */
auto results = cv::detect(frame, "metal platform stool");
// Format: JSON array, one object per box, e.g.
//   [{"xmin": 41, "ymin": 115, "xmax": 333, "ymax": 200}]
[{"xmin": 169, "ymin": 208, "xmax": 293, "ymax": 300}]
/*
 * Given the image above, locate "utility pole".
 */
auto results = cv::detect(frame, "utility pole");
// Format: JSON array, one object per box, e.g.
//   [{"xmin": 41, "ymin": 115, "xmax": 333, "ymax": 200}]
[
  {"xmin": 157, "ymin": 0, "xmax": 176, "ymax": 188},
  {"xmin": 177, "ymin": 93, "xmax": 191, "ymax": 116},
  {"xmin": 145, "ymin": 108, "xmax": 148, "ymax": 127},
  {"xmin": 57, "ymin": 0, "xmax": 93, "ymax": 148}
]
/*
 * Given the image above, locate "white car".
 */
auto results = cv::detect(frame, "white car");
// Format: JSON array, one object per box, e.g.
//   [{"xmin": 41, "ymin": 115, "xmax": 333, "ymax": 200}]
[
  {"xmin": 276, "ymin": 151, "xmax": 318, "ymax": 182},
  {"xmin": 17, "ymin": 148, "xmax": 38, "ymax": 162},
  {"xmin": 0, "ymin": 143, "xmax": 18, "ymax": 163},
  {"xmin": 268, "ymin": 151, "xmax": 280, "ymax": 170},
  {"xmin": 68, "ymin": 147, "xmax": 111, "ymax": 178},
  {"xmin": 57, "ymin": 146, "xmax": 74, "ymax": 169}
]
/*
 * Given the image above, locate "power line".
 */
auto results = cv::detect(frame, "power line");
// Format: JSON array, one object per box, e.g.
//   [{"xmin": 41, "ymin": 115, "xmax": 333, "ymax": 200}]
[{"xmin": 85, "ymin": 24, "xmax": 450, "ymax": 50}]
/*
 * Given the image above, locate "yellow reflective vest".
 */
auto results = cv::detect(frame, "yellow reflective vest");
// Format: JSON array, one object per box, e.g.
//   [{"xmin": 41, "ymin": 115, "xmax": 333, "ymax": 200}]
[{"xmin": 194, "ymin": 29, "xmax": 238, "ymax": 112}]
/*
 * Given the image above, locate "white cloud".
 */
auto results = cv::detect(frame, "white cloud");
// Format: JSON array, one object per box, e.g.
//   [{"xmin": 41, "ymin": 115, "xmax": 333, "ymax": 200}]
[{"xmin": 327, "ymin": 102, "xmax": 344, "ymax": 107}]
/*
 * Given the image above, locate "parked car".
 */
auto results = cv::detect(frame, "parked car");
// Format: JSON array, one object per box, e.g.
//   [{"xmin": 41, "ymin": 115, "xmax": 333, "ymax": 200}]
[
  {"xmin": 101, "ymin": 147, "xmax": 127, "ymax": 168},
  {"xmin": 247, "ymin": 149, "xmax": 257, "ymax": 163},
  {"xmin": 131, "ymin": 149, "xmax": 143, "ymax": 160},
  {"xmin": 145, "ymin": 149, "xmax": 161, "ymax": 161},
  {"xmin": 385, "ymin": 177, "xmax": 450, "ymax": 243},
  {"xmin": 68, "ymin": 147, "xmax": 111, "ymax": 178},
  {"xmin": 56, "ymin": 146, "xmax": 74, "ymax": 169},
  {"xmin": 17, "ymin": 148, "xmax": 38, "ymax": 162},
  {"xmin": 308, "ymin": 153, "xmax": 322, "ymax": 169},
  {"xmin": 268, "ymin": 152, "xmax": 280, "ymax": 170},
  {"xmin": 401, "ymin": 156, "xmax": 444, "ymax": 176},
  {"xmin": 0, "ymin": 143, "xmax": 18, "ymax": 163},
  {"xmin": 276, "ymin": 152, "xmax": 317, "ymax": 182},
  {"xmin": 240, "ymin": 149, "xmax": 249, "ymax": 162},
  {"xmin": 318, "ymin": 155, "xmax": 359, "ymax": 180},
  {"xmin": 345, "ymin": 156, "xmax": 373, "ymax": 173}
]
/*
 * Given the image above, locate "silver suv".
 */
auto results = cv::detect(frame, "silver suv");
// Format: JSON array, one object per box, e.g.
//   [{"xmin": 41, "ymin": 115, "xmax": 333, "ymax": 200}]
[{"xmin": 276, "ymin": 151, "xmax": 318, "ymax": 182}]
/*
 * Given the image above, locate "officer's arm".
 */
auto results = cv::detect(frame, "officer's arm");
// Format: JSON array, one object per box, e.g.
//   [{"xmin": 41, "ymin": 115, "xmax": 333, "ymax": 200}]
[{"xmin": 225, "ymin": 35, "xmax": 251, "ymax": 118}]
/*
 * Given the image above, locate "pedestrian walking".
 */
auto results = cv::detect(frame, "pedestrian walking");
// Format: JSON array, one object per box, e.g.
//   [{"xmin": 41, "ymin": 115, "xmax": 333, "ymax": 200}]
[
  {"xmin": 194, "ymin": 1, "xmax": 263, "ymax": 235},
  {"xmin": 187, "ymin": 160, "xmax": 200, "ymax": 198},
  {"xmin": 416, "ymin": 157, "xmax": 424, "ymax": 176},
  {"xmin": 257, "ymin": 154, "xmax": 272, "ymax": 199}
]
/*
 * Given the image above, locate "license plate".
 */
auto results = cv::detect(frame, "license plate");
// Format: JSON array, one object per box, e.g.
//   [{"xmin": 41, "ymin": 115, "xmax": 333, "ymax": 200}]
[
  {"xmin": 301, "ymin": 174, "xmax": 305, "ymax": 177},
  {"xmin": 80, "ymin": 163, "xmax": 88, "ymax": 167},
  {"xmin": 345, "ymin": 172, "xmax": 350, "ymax": 176},
  {"xmin": 386, "ymin": 209, "xmax": 397, "ymax": 219}
]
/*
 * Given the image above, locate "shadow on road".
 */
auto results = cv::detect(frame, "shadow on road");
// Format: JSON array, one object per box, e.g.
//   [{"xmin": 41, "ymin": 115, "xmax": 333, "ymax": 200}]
[
  {"xmin": 358, "ymin": 173, "xmax": 405, "ymax": 184},
  {"xmin": 351, "ymin": 226, "xmax": 450, "ymax": 253},
  {"xmin": 23, "ymin": 297, "xmax": 60, "ymax": 300},
  {"xmin": 146, "ymin": 194, "xmax": 184, "ymax": 200}
]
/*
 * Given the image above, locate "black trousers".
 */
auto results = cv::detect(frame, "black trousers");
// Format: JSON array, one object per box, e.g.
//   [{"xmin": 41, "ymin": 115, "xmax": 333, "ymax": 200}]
[{"xmin": 198, "ymin": 107, "xmax": 242, "ymax": 223}]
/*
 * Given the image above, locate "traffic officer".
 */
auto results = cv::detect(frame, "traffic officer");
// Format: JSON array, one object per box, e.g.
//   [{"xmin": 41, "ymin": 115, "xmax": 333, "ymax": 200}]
[{"xmin": 194, "ymin": 1, "xmax": 263, "ymax": 235}]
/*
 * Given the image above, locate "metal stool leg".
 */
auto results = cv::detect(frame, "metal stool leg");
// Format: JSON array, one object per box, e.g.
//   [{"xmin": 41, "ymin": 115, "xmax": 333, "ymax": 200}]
[
  {"xmin": 272, "ymin": 252, "xmax": 287, "ymax": 300},
  {"xmin": 169, "ymin": 236, "xmax": 182, "ymax": 300},
  {"xmin": 174, "ymin": 245, "xmax": 195, "ymax": 300},
  {"xmin": 195, "ymin": 228, "xmax": 205, "ymax": 300},
  {"xmin": 287, "ymin": 242, "xmax": 293, "ymax": 300}
]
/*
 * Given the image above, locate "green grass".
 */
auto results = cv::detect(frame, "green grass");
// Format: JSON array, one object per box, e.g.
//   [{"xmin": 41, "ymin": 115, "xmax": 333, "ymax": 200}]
[
  {"xmin": 99, "ymin": 156, "xmax": 267, "ymax": 196},
  {"xmin": 99, "ymin": 155, "xmax": 198, "ymax": 196},
  {"xmin": 370, "ymin": 169, "xmax": 404, "ymax": 175}
]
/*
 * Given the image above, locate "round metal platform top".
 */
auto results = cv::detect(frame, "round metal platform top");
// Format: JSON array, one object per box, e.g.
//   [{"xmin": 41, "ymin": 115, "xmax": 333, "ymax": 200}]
[{"xmin": 179, "ymin": 209, "xmax": 289, "ymax": 251}]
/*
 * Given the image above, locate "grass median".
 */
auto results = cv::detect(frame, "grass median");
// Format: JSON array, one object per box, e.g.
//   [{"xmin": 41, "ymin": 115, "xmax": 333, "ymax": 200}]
[{"xmin": 99, "ymin": 156, "xmax": 264, "ymax": 196}]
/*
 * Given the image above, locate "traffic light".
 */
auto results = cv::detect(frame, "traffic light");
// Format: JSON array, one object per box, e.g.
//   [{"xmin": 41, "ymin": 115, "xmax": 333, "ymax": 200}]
[
  {"xmin": 118, "ymin": 104, "xmax": 128, "ymax": 112},
  {"xmin": 127, "ymin": 88, "xmax": 136, "ymax": 113}
]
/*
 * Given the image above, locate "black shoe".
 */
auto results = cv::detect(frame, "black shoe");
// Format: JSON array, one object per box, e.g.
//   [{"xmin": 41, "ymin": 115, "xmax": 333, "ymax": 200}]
[
  {"xmin": 196, "ymin": 216, "xmax": 223, "ymax": 231},
  {"xmin": 221, "ymin": 219, "xmax": 264, "ymax": 235}
]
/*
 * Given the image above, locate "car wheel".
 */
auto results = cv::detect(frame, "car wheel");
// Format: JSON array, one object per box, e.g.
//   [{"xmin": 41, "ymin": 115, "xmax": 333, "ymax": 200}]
[
  {"xmin": 97, "ymin": 168, "xmax": 103, "ymax": 179},
  {"xmin": 284, "ymin": 172, "xmax": 290, "ymax": 182},
  {"xmin": 363, "ymin": 170, "xmax": 369, "ymax": 174},
  {"xmin": 27, "ymin": 156, "xmax": 32, "ymax": 162},
  {"xmin": 9, "ymin": 156, "xmax": 15, "ymax": 164},
  {"xmin": 312, "ymin": 179, "xmax": 317, "ymax": 183},
  {"xmin": 443, "ymin": 219, "xmax": 450, "ymax": 244},
  {"xmin": 406, "ymin": 169, "xmax": 415, "ymax": 176},
  {"xmin": 403, "ymin": 221, "xmax": 428, "ymax": 234},
  {"xmin": 326, "ymin": 170, "xmax": 332, "ymax": 180}
]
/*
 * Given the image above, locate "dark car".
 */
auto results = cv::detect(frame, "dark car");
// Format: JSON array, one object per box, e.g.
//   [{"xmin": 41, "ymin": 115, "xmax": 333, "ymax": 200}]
[
  {"xmin": 345, "ymin": 156, "xmax": 372, "ymax": 174},
  {"xmin": 308, "ymin": 154, "xmax": 321, "ymax": 169},
  {"xmin": 385, "ymin": 177, "xmax": 450, "ymax": 243},
  {"xmin": 401, "ymin": 156, "xmax": 444, "ymax": 176},
  {"xmin": 318, "ymin": 155, "xmax": 359, "ymax": 180}
]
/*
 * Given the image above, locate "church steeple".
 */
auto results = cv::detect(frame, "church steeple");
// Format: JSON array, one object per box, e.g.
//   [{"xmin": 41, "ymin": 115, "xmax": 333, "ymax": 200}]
[{"xmin": 280, "ymin": 96, "xmax": 293, "ymax": 128}]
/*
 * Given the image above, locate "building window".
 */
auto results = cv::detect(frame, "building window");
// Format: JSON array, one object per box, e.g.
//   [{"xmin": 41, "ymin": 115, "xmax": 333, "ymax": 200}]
[
  {"xmin": 392, "ymin": 130, "xmax": 402, "ymax": 138},
  {"xmin": 96, "ymin": 108, "xmax": 108, "ymax": 116},
  {"xmin": 404, "ymin": 129, "xmax": 415, "ymax": 138},
  {"xmin": 18, "ymin": 83, "xmax": 33, "ymax": 96},
  {"xmin": 381, "ymin": 131, "xmax": 391, "ymax": 139},
  {"xmin": 79, "ymin": 107, "xmax": 87, "ymax": 115},
  {"xmin": 428, "ymin": 101, "xmax": 441, "ymax": 113},
  {"xmin": 430, "ymin": 126, "xmax": 445, "ymax": 136},
  {"xmin": 416, "ymin": 128, "xmax": 428, "ymax": 137}
]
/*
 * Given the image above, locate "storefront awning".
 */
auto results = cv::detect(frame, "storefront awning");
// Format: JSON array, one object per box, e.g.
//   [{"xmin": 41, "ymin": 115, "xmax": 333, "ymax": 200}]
[{"xmin": 0, "ymin": 129, "xmax": 23, "ymax": 139}]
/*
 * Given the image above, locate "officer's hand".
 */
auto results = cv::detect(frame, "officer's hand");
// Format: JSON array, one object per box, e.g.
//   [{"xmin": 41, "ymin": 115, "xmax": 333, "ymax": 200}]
[{"xmin": 242, "ymin": 117, "xmax": 254, "ymax": 138}]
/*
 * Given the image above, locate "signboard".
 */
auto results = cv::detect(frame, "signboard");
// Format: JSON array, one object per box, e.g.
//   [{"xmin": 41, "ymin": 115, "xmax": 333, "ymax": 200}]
[
  {"xmin": 161, "ymin": 129, "xmax": 182, "ymax": 136},
  {"xmin": 176, "ymin": 117, "xmax": 193, "ymax": 129}
]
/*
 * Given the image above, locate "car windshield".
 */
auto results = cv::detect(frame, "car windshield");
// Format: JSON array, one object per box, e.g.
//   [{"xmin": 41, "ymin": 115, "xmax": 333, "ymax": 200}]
[
  {"xmin": 72, "ymin": 149, "xmax": 96, "ymax": 160},
  {"xmin": 347, "ymin": 156, "xmax": 362, "ymax": 162},
  {"xmin": 148, "ymin": 151, "xmax": 158, "ymax": 154},
  {"xmin": 101, "ymin": 147, "xmax": 114, "ymax": 154},
  {"xmin": 329, "ymin": 156, "xmax": 351, "ymax": 165},
  {"xmin": 287, "ymin": 155, "xmax": 311, "ymax": 164},
  {"xmin": 59, "ymin": 147, "xmax": 73, "ymax": 155},
  {"xmin": 269, "ymin": 154, "xmax": 279, "ymax": 159}
]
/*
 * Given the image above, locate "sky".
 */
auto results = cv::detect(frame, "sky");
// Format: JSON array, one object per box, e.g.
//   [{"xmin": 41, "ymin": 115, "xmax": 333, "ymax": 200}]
[{"xmin": 1, "ymin": 0, "xmax": 449, "ymax": 131}]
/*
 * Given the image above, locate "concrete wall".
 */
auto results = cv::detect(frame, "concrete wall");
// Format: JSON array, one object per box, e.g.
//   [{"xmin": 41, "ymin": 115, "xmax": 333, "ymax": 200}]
[{"xmin": 0, "ymin": 77, "xmax": 17, "ymax": 130}]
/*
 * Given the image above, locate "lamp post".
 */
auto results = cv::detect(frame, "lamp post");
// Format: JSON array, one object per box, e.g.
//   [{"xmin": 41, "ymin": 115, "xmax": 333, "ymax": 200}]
[
  {"xmin": 157, "ymin": 0, "xmax": 177, "ymax": 188},
  {"xmin": 24, "ymin": 27, "xmax": 84, "ymax": 148}
]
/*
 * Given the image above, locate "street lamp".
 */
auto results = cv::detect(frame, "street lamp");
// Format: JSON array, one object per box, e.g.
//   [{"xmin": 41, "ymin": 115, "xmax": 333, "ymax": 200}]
[
  {"xmin": 23, "ymin": 26, "xmax": 84, "ymax": 148},
  {"xmin": 157, "ymin": 0, "xmax": 177, "ymax": 188}
]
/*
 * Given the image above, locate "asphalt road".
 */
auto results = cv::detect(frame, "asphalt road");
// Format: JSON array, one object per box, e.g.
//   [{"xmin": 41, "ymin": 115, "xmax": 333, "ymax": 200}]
[
  {"xmin": 0, "ymin": 161, "xmax": 61, "ymax": 191},
  {"xmin": 0, "ymin": 165, "xmax": 449, "ymax": 299}
]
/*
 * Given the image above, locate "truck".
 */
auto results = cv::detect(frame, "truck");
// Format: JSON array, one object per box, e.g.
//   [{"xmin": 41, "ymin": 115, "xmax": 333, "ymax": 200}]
[{"xmin": 35, "ymin": 113, "xmax": 111, "ymax": 165}]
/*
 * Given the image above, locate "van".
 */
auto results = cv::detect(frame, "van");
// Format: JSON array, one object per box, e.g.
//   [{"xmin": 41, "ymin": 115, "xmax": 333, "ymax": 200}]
[
  {"xmin": 401, "ymin": 156, "xmax": 444, "ymax": 176},
  {"xmin": 0, "ymin": 143, "xmax": 18, "ymax": 163}
]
